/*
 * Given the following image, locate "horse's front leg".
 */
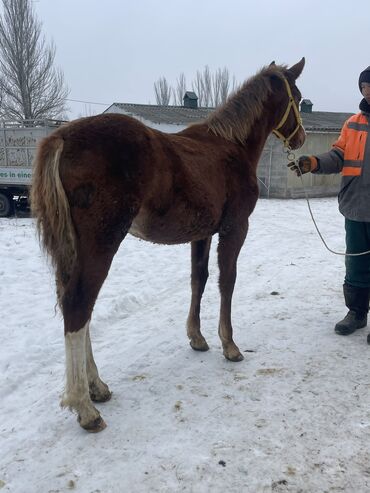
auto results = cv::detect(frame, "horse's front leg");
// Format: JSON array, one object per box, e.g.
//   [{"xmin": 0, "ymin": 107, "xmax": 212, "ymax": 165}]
[
  {"xmin": 187, "ymin": 236, "xmax": 212, "ymax": 351},
  {"xmin": 217, "ymin": 223, "xmax": 248, "ymax": 362}
]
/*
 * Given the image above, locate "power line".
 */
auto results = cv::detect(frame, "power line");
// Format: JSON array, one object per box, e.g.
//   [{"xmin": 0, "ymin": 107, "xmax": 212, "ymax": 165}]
[{"xmin": 66, "ymin": 98, "xmax": 111, "ymax": 106}]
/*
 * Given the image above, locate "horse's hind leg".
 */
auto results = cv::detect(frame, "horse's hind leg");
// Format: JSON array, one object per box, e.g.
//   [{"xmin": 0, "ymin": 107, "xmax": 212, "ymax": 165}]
[
  {"xmin": 187, "ymin": 237, "xmax": 212, "ymax": 351},
  {"xmin": 63, "ymin": 321, "xmax": 105, "ymax": 432},
  {"xmin": 61, "ymin": 232, "xmax": 128, "ymax": 432},
  {"xmin": 86, "ymin": 324, "xmax": 112, "ymax": 403}
]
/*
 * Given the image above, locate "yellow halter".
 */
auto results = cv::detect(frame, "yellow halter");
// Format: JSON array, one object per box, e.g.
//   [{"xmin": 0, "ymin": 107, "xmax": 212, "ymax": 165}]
[{"xmin": 272, "ymin": 77, "xmax": 303, "ymax": 147}]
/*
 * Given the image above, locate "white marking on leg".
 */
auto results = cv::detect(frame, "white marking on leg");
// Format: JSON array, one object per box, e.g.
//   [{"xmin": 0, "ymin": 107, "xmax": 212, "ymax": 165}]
[
  {"xmin": 61, "ymin": 322, "xmax": 100, "ymax": 426},
  {"xmin": 61, "ymin": 322, "xmax": 88, "ymax": 408}
]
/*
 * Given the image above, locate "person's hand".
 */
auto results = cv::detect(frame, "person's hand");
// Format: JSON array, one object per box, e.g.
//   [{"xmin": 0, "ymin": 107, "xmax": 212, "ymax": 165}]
[{"xmin": 287, "ymin": 155, "xmax": 318, "ymax": 176}]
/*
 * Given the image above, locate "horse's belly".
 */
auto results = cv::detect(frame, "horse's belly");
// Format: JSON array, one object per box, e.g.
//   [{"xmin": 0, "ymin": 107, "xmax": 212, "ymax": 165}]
[{"xmin": 129, "ymin": 209, "xmax": 218, "ymax": 245}]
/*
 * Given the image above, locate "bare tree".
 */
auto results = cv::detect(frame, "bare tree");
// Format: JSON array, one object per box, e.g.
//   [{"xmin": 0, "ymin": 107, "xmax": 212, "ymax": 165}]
[
  {"xmin": 154, "ymin": 76, "xmax": 172, "ymax": 106},
  {"xmin": 153, "ymin": 66, "xmax": 239, "ymax": 108},
  {"xmin": 192, "ymin": 65, "xmax": 213, "ymax": 107},
  {"xmin": 212, "ymin": 68, "xmax": 222, "ymax": 107},
  {"xmin": 219, "ymin": 67, "xmax": 230, "ymax": 105},
  {"xmin": 231, "ymin": 75, "xmax": 240, "ymax": 94},
  {"xmin": 0, "ymin": 0, "xmax": 69, "ymax": 121},
  {"xmin": 201, "ymin": 65, "xmax": 212, "ymax": 107},
  {"xmin": 77, "ymin": 104, "xmax": 98, "ymax": 119},
  {"xmin": 212, "ymin": 67, "xmax": 239, "ymax": 106},
  {"xmin": 192, "ymin": 69, "xmax": 205, "ymax": 107},
  {"xmin": 173, "ymin": 72, "xmax": 186, "ymax": 106},
  {"xmin": 193, "ymin": 65, "xmax": 236, "ymax": 107}
]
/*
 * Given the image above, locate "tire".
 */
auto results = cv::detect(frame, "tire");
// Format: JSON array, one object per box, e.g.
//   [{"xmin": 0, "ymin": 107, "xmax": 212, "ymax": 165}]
[{"xmin": 0, "ymin": 192, "xmax": 14, "ymax": 217}]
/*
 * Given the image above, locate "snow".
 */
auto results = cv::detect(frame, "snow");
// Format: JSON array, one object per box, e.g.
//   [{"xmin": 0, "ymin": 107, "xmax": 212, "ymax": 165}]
[{"xmin": 1, "ymin": 197, "xmax": 370, "ymax": 493}]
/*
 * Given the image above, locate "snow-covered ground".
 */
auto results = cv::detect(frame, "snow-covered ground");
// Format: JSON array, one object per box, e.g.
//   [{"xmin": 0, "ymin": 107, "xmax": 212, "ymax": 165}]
[{"xmin": 1, "ymin": 197, "xmax": 370, "ymax": 493}]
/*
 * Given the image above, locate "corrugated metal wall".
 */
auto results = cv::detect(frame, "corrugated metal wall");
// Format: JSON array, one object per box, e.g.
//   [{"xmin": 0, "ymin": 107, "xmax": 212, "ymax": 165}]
[{"xmin": 257, "ymin": 132, "xmax": 341, "ymax": 198}]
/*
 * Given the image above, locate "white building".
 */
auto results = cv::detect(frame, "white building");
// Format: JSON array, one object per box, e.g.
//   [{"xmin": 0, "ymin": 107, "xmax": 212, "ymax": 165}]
[{"xmin": 103, "ymin": 101, "xmax": 352, "ymax": 198}]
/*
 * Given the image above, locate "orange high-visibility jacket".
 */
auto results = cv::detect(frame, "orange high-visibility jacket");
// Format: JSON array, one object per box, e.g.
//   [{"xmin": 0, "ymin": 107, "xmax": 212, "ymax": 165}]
[
  {"xmin": 313, "ymin": 112, "xmax": 370, "ymax": 222},
  {"xmin": 333, "ymin": 113, "xmax": 369, "ymax": 176}
]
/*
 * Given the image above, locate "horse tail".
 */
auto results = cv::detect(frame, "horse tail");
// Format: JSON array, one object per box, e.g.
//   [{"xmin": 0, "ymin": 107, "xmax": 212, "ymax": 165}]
[{"xmin": 30, "ymin": 134, "xmax": 76, "ymax": 305}]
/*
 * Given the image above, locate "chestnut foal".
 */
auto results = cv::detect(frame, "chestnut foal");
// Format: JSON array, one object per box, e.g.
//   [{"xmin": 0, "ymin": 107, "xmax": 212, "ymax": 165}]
[{"xmin": 31, "ymin": 59, "xmax": 305, "ymax": 431}]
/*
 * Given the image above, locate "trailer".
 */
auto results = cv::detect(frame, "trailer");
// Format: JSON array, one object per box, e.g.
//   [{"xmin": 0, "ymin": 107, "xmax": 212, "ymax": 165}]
[{"xmin": 0, "ymin": 119, "xmax": 65, "ymax": 217}]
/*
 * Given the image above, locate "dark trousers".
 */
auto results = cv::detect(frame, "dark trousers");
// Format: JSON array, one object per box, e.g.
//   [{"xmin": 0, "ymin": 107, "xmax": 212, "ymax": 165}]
[{"xmin": 345, "ymin": 218, "xmax": 370, "ymax": 288}]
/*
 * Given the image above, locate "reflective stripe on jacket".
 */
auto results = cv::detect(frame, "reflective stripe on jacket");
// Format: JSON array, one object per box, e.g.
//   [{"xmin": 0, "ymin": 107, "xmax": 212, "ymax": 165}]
[{"xmin": 333, "ymin": 113, "xmax": 369, "ymax": 176}]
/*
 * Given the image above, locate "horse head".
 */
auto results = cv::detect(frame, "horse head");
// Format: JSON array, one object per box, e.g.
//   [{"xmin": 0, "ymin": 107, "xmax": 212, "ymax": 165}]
[{"xmin": 272, "ymin": 57, "xmax": 306, "ymax": 150}]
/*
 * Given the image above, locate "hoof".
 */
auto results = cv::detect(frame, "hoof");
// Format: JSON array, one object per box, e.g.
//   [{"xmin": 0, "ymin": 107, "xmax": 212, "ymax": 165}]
[
  {"xmin": 190, "ymin": 339, "xmax": 210, "ymax": 352},
  {"xmin": 89, "ymin": 381, "xmax": 112, "ymax": 403},
  {"xmin": 224, "ymin": 353, "xmax": 244, "ymax": 363},
  {"xmin": 78, "ymin": 415, "xmax": 107, "ymax": 433},
  {"xmin": 224, "ymin": 350, "xmax": 244, "ymax": 362},
  {"xmin": 223, "ymin": 341, "xmax": 244, "ymax": 362},
  {"xmin": 90, "ymin": 390, "xmax": 112, "ymax": 403}
]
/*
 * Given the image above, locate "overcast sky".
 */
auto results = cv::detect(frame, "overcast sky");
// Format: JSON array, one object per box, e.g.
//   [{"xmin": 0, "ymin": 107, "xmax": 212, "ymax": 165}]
[{"xmin": 34, "ymin": 0, "xmax": 370, "ymax": 120}]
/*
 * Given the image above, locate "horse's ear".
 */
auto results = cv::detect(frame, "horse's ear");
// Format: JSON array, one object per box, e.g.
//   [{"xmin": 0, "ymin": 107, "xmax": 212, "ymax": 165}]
[
  {"xmin": 288, "ymin": 57, "xmax": 305, "ymax": 79},
  {"xmin": 269, "ymin": 61, "xmax": 276, "ymax": 66}
]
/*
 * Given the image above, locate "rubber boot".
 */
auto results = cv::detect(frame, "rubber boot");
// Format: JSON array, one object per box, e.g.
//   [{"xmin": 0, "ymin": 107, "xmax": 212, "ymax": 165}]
[{"xmin": 334, "ymin": 284, "xmax": 369, "ymax": 336}]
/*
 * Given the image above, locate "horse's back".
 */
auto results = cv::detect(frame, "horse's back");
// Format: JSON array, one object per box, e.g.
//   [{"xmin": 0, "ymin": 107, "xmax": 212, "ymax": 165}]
[
  {"xmin": 36, "ymin": 113, "xmax": 250, "ymax": 246},
  {"xmin": 45, "ymin": 114, "xmax": 158, "ymax": 197},
  {"xmin": 53, "ymin": 113, "xmax": 155, "ymax": 158}
]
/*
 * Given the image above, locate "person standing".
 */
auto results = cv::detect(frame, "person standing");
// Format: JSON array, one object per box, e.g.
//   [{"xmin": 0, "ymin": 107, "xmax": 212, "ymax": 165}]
[{"xmin": 288, "ymin": 66, "xmax": 370, "ymax": 340}]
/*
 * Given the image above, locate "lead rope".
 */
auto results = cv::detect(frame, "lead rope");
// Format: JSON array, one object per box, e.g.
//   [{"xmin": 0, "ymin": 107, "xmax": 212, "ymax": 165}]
[{"xmin": 285, "ymin": 148, "xmax": 370, "ymax": 257}]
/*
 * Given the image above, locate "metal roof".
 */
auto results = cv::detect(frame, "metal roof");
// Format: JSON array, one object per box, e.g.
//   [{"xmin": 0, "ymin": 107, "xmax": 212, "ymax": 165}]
[
  {"xmin": 108, "ymin": 103, "xmax": 211, "ymax": 125},
  {"xmin": 107, "ymin": 103, "xmax": 354, "ymax": 131},
  {"xmin": 300, "ymin": 111, "xmax": 353, "ymax": 131}
]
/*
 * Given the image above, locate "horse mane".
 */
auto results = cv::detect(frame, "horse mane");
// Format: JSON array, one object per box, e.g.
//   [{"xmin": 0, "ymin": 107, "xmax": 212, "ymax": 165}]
[{"xmin": 206, "ymin": 64, "xmax": 288, "ymax": 144}]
